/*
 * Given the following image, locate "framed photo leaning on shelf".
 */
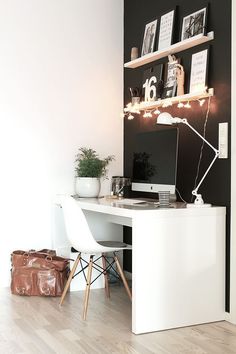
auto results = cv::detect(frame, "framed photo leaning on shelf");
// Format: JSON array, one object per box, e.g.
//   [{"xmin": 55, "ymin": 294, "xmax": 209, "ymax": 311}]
[
  {"xmin": 189, "ymin": 49, "xmax": 208, "ymax": 94},
  {"xmin": 141, "ymin": 19, "xmax": 158, "ymax": 56},
  {"xmin": 181, "ymin": 7, "xmax": 207, "ymax": 41},
  {"xmin": 158, "ymin": 9, "xmax": 175, "ymax": 50},
  {"xmin": 162, "ymin": 57, "xmax": 180, "ymax": 99}
]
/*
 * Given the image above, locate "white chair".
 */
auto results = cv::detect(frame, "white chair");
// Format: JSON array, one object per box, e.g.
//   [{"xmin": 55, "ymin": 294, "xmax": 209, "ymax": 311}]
[{"xmin": 59, "ymin": 196, "xmax": 132, "ymax": 320}]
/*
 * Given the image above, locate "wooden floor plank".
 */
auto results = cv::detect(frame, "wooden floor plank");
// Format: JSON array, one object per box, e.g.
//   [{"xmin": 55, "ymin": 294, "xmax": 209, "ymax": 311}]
[{"xmin": 0, "ymin": 286, "xmax": 236, "ymax": 354}]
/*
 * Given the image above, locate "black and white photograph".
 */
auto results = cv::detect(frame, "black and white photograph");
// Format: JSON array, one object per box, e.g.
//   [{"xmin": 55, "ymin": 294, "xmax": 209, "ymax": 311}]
[
  {"xmin": 158, "ymin": 10, "xmax": 175, "ymax": 50},
  {"xmin": 181, "ymin": 7, "xmax": 207, "ymax": 41},
  {"xmin": 141, "ymin": 19, "xmax": 158, "ymax": 56},
  {"xmin": 162, "ymin": 58, "xmax": 180, "ymax": 98},
  {"xmin": 189, "ymin": 49, "xmax": 208, "ymax": 93}
]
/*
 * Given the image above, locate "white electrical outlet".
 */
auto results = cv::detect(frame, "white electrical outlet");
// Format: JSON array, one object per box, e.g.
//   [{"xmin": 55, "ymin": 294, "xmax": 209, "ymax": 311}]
[{"xmin": 218, "ymin": 122, "xmax": 228, "ymax": 159}]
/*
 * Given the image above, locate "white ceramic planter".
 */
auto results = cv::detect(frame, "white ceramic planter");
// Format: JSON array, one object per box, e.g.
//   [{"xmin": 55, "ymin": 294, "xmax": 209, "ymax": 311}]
[{"xmin": 75, "ymin": 177, "xmax": 101, "ymax": 198}]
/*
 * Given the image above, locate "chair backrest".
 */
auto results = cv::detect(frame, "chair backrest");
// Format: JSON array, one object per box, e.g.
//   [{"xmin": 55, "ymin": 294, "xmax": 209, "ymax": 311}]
[{"xmin": 60, "ymin": 196, "xmax": 100, "ymax": 253}]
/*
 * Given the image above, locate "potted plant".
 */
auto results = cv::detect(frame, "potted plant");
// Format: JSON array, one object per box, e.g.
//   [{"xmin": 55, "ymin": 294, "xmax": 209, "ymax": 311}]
[{"xmin": 75, "ymin": 147, "xmax": 114, "ymax": 197}]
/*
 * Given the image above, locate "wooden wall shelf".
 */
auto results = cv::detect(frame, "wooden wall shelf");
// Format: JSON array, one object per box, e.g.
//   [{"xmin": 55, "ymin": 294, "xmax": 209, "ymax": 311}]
[
  {"xmin": 124, "ymin": 32, "xmax": 214, "ymax": 69},
  {"xmin": 124, "ymin": 89, "xmax": 214, "ymax": 113}
]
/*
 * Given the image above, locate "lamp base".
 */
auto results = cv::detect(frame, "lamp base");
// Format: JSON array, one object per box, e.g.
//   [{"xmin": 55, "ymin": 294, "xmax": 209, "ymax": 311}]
[
  {"xmin": 186, "ymin": 203, "xmax": 212, "ymax": 208},
  {"xmin": 187, "ymin": 194, "xmax": 212, "ymax": 208}
]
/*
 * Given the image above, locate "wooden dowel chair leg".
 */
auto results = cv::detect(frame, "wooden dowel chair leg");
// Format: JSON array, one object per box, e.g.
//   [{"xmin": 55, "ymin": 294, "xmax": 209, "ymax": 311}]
[
  {"xmin": 83, "ymin": 255, "xmax": 93, "ymax": 320},
  {"xmin": 114, "ymin": 254, "xmax": 132, "ymax": 301},
  {"xmin": 102, "ymin": 254, "xmax": 110, "ymax": 298},
  {"xmin": 60, "ymin": 253, "xmax": 81, "ymax": 306}
]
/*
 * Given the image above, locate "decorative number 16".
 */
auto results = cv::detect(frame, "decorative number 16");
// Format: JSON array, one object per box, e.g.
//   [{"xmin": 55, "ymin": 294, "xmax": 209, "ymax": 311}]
[{"xmin": 143, "ymin": 76, "xmax": 157, "ymax": 101}]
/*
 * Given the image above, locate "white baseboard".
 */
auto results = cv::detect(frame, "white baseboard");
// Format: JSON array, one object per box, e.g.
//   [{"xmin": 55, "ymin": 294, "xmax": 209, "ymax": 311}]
[{"xmin": 224, "ymin": 312, "xmax": 236, "ymax": 324}]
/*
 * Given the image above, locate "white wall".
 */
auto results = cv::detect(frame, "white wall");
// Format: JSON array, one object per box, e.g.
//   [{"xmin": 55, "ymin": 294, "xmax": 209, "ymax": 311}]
[{"xmin": 0, "ymin": 0, "xmax": 123, "ymax": 287}]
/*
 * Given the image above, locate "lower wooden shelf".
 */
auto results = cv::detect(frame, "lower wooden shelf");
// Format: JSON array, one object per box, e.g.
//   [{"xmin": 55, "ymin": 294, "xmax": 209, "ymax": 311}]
[{"xmin": 138, "ymin": 89, "xmax": 214, "ymax": 111}]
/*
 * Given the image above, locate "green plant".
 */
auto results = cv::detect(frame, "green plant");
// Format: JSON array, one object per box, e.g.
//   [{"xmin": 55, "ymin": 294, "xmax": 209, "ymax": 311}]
[{"xmin": 75, "ymin": 147, "xmax": 114, "ymax": 178}]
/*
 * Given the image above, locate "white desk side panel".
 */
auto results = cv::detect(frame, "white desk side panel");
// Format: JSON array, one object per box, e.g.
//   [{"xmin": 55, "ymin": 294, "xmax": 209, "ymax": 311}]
[{"xmin": 132, "ymin": 208, "xmax": 225, "ymax": 334}]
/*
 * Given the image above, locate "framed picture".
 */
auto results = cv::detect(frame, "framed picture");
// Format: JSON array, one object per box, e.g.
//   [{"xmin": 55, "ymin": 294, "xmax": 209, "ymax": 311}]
[
  {"xmin": 162, "ymin": 58, "xmax": 180, "ymax": 99},
  {"xmin": 189, "ymin": 49, "xmax": 208, "ymax": 94},
  {"xmin": 142, "ymin": 65, "xmax": 164, "ymax": 101},
  {"xmin": 181, "ymin": 7, "xmax": 207, "ymax": 41},
  {"xmin": 158, "ymin": 9, "xmax": 175, "ymax": 50},
  {"xmin": 141, "ymin": 20, "xmax": 158, "ymax": 56}
]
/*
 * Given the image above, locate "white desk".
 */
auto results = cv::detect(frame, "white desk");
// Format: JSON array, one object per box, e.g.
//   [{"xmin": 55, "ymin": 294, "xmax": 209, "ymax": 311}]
[{"xmin": 56, "ymin": 197, "xmax": 226, "ymax": 334}]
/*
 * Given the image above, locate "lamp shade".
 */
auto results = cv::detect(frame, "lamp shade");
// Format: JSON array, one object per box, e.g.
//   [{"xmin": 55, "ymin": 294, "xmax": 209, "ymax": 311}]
[
  {"xmin": 157, "ymin": 112, "xmax": 184, "ymax": 125},
  {"xmin": 156, "ymin": 112, "xmax": 174, "ymax": 125}
]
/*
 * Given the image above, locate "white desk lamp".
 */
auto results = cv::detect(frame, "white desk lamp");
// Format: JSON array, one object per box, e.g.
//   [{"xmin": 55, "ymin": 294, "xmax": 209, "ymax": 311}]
[{"xmin": 157, "ymin": 112, "xmax": 219, "ymax": 208}]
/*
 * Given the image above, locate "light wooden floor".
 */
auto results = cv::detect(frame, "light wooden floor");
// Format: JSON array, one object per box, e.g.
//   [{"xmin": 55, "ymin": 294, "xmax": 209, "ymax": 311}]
[{"xmin": 1, "ymin": 285, "xmax": 236, "ymax": 354}]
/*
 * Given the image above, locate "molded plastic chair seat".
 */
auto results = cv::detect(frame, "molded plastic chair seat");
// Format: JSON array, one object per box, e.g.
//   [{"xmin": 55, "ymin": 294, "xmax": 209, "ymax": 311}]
[
  {"xmin": 58, "ymin": 196, "xmax": 132, "ymax": 320},
  {"xmin": 97, "ymin": 241, "xmax": 129, "ymax": 248}
]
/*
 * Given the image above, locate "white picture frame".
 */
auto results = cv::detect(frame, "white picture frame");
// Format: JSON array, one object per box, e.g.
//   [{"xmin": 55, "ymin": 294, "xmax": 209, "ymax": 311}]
[
  {"xmin": 141, "ymin": 20, "xmax": 158, "ymax": 56},
  {"xmin": 181, "ymin": 7, "xmax": 207, "ymax": 41},
  {"xmin": 158, "ymin": 10, "xmax": 175, "ymax": 50},
  {"xmin": 189, "ymin": 49, "xmax": 208, "ymax": 94}
]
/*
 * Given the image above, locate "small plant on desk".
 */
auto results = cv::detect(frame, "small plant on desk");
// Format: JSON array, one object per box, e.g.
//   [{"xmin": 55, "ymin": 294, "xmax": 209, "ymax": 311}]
[
  {"xmin": 75, "ymin": 147, "xmax": 114, "ymax": 198},
  {"xmin": 75, "ymin": 147, "xmax": 114, "ymax": 178}
]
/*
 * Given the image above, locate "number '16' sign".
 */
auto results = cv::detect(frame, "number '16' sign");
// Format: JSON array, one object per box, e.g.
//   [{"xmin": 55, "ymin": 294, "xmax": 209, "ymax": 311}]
[
  {"xmin": 142, "ymin": 64, "xmax": 164, "ymax": 102},
  {"xmin": 143, "ymin": 76, "xmax": 157, "ymax": 101}
]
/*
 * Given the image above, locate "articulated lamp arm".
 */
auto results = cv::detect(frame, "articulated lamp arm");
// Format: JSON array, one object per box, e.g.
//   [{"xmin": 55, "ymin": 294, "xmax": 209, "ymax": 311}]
[
  {"xmin": 180, "ymin": 118, "xmax": 219, "ymax": 205},
  {"xmin": 157, "ymin": 112, "xmax": 219, "ymax": 206}
]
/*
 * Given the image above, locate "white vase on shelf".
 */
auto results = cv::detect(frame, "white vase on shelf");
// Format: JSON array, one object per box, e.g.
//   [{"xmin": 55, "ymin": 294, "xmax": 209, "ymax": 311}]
[{"xmin": 75, "ymin": 177, "xmax": 101, "ymax": 198}]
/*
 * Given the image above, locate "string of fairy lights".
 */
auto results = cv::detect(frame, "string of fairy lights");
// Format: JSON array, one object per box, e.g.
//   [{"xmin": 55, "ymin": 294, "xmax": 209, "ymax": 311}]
[{"xmin": 122, "ymin": 97, "xmax": 207, "ymax": 120}]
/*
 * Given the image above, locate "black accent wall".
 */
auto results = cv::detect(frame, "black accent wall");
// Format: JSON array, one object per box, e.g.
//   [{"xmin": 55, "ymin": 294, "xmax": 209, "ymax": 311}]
[{"xmin": 123, "ymin": 0, "xmax": 231, "ymax": 311}]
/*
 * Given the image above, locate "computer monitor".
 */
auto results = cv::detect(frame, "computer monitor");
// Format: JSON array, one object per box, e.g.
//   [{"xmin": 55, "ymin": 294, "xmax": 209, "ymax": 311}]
[{"xmin": 131, "ymin": 128, "xmax": 179, "ymax": 194}]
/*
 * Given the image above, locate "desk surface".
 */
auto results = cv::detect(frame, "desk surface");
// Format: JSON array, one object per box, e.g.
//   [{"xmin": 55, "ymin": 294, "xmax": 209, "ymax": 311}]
[{"xmin": 75, "ymin": 197, "xmax": 225, "ymax": 218}]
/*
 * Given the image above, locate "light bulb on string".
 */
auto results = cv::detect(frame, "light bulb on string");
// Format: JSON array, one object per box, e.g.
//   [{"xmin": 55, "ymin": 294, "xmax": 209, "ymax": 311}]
[
  {"xmin": 198, "ymin": 99, "xmax": 206, "ymax": 107},
  {"xmin": 131, "ymin": 106, "xmax": 141, "ymax": 114},
  {"xmin": 143, "ymin": 111, "xmax": 152, "ymax": 118},
  {"xmin": 130, "ymin": 103, "xmax": 140, "ymax": 113},
  {"xmin": 154, "ymin": 108, "xmax": 161, "ymax": 115},
  {"xmin": 127, "ymin": 114, "xmax": 134, "ymax": 120},
  {"xmin": 177, "ymin": 102, "xmax": 184, "ymax": 108},
  {"xmin": 184, "ymin": 101, "xmax": 191, "ymax": 109}
]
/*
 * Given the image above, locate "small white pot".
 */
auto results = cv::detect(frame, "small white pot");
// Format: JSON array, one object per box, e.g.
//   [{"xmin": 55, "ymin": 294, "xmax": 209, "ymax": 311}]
[{"xmin": 75, "ymin": 177, "xmax": 101, "ymax": 198}]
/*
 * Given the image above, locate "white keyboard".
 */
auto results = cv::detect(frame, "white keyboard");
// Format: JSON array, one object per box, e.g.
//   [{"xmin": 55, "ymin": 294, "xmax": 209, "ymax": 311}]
[{"xmin": 115, "ymin": 199, "xmax": 147, "ymax": 205}]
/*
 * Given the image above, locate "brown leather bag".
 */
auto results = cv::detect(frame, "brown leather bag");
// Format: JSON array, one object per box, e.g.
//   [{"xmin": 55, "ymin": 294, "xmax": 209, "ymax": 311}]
[{"xmin": 11, "ymin": 250, "xmax": 70, "ymax": 296}]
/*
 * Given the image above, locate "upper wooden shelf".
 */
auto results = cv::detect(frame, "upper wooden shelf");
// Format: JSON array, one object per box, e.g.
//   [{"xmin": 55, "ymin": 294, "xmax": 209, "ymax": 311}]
[{"xmin": 124, "ymin": 32, "xmax": 214, "ymax": 69}]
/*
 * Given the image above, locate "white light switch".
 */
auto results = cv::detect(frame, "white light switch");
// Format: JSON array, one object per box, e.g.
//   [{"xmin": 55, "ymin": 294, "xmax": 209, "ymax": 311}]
[{"xmin": 218, "ymin": 122, "xmax": 228, "ymax": 159}]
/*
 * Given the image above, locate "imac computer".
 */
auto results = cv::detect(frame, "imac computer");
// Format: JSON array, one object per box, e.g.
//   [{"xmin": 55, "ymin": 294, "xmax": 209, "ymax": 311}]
[{"xmin": 131, "ymin": 128, "xmax": 179, "ymax": 194}]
